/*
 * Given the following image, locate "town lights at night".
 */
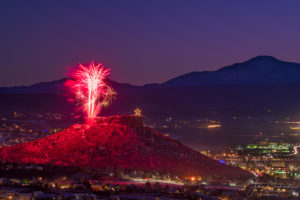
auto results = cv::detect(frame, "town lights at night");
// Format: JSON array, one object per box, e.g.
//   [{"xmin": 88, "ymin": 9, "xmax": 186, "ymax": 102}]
[
  {"xmin": 207, "ymin": 124, "xmax": 221, "ymax": 129},
  {"xmin": 2, "ymin": 1, "xmax": 300, "ymax": 199}
]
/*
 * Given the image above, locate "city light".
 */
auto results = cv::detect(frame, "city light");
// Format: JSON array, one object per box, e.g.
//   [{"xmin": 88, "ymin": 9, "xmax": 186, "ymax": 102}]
[{"xmin": 207, "ymin": 124, "xmax": 221, "ymax": 128}]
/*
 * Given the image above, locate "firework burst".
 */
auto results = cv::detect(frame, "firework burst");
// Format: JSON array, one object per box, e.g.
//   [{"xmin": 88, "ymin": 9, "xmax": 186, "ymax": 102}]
[{"xmin": 66, "ymin": 62, "xmax": 115, "ymax": 124}]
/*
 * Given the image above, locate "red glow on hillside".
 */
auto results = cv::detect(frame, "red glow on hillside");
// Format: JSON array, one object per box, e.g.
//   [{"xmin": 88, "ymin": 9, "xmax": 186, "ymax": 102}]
[
  {"xmin": 66, "ymin": 62, "xmax": 115, "ymax": 124},
  {"xmin": 0, "ymin": 115, "xmax": 251, "ymax": 179}
]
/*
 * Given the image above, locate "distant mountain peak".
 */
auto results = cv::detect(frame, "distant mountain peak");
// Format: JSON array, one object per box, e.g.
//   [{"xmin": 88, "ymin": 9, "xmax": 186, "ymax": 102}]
[
  {"xmin": 247, "ymin": 55, "xmax": 279, "ymax": 62},
  {"xmin": 164, "ymin": 56, "xmax": 300, "ymax": 86},
  {"xmin": 240, "ymin": 55, "xmax": 282, "ymax": 66}
]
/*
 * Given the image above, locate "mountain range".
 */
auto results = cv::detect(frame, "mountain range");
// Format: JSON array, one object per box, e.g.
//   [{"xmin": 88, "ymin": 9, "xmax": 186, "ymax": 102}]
[
  {"xmin": 164, "ymin": 56, "xmax": 300, "ymax": 86},
  {"xmin": 1, "ymin": 56, "xmax": 300, "ymax": 118}
]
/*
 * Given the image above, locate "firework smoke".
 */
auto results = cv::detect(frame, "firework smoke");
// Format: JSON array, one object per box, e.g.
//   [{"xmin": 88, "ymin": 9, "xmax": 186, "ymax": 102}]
[{"xmin": 66, "ymin": 61, "xmax": 115, "ymax": 124}]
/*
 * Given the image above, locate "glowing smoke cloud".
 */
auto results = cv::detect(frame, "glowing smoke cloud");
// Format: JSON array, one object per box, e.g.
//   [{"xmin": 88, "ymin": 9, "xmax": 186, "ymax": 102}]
[{"xmin": 67, "ymin": 62, "xmax": 115, "ymax": 124}]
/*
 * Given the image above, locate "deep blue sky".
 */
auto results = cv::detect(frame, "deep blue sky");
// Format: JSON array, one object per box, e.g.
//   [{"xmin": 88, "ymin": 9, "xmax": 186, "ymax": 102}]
[{"xmin": 1, "ymin": 0, "xmax": 300, "ymax": 86}]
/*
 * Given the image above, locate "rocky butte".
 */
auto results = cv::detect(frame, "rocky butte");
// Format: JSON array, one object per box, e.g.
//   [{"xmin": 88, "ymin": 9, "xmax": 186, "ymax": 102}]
[{"xmin": 0, "ymin": 115, "xmax": 251, "ymax": 179}]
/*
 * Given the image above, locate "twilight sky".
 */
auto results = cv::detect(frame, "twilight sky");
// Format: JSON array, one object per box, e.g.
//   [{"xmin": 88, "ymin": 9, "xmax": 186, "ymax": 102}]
[{"xmin": 1, "ymin": 0, "xmax": 300, "ymax": 86}]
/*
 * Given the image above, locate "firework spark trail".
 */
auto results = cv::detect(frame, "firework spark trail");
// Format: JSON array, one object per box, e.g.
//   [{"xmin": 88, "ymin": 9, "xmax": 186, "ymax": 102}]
[
  {"xmin": 67, "ymin": 62, "xmax": 115, "ymax": 124},
  {"xmin": 292, "ymin": 145, "xmax": 300, "ymax": 155}
]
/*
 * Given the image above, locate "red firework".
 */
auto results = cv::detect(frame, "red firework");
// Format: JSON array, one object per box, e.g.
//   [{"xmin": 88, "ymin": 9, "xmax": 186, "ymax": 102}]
[{"xmin": 66, "ymin": 62, "xmax": 115, "ymax": 124}]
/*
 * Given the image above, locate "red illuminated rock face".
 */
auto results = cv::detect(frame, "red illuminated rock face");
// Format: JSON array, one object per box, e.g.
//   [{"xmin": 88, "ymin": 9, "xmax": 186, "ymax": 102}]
[{"xmin": 0, "ymin": 115, "xmax": 250, "ymax": 179}]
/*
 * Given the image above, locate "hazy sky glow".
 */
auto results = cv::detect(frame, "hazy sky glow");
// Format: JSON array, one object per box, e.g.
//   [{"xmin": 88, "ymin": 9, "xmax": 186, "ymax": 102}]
[{"xmin": 1, "ymin": 0, "xmax": 300, "ymax": 86}]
